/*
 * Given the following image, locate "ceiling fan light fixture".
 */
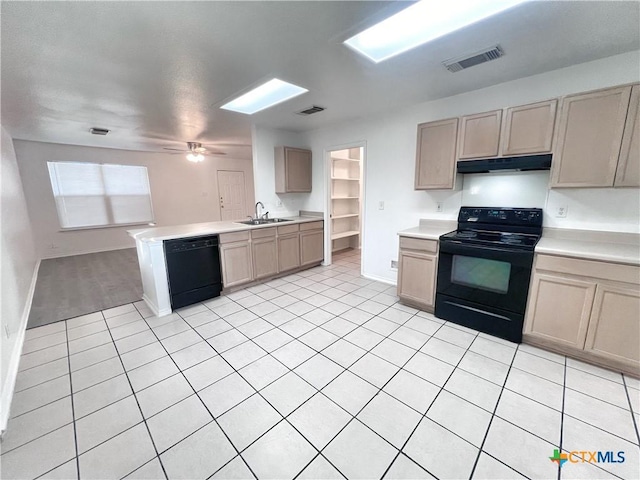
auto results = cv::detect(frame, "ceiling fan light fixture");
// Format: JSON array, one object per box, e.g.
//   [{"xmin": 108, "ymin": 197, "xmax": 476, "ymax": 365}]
[
  {"xmin": 220, "ymin": 78, "xmax": 308, "ymax": 115},
  {"xmin": 344, "ymin": 0, "xmax": 526, "ymax": 63},
  {"xmin": 186, "ymin": 152, "xmax": 204, "ymax": 162}
]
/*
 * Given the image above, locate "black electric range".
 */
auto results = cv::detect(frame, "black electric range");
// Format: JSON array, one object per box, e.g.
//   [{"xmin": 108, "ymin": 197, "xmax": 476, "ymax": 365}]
[{"xmin": 434, "ymin": 207, "xmax": 543, "ymax": 343}]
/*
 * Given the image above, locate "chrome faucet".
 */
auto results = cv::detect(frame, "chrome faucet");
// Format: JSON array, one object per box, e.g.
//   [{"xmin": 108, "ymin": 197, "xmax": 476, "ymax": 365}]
[{"xmin": 254, "ymin": 201, "xmax": 265, "ymax": 220}]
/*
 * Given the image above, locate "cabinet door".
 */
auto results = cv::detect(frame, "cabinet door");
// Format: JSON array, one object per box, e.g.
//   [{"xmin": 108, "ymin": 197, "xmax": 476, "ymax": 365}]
[
  {"xmin": 219, "ymin": 241, "xmax": 253, "ymax": 288},
  {"xmin": 584, "ymin": 283, "xmax": 640, "ymax": 367},
  {"xmin": 397, "ymin": 250, "xmax": 437, "ymax": 309},
  {"xmin": 252, "ymin": 237, "xmax": 278, "ymax": 280},
  {"xmin": 414, "ymin": 118, "xmax": 458, "ymax": 190},
  {"xmin": 551, "ymin": 86, "xmax": 632, "ymax": 187},
  {"xmin": 300, "ymin": 230, "xmax": 324, "ymax": 266},
  {"xmin": 615, "ymin": 84, "xmax": 640, "ymax": 187},
  {"xmin": 278, "ymin": 234, "xmax": 301, "ymax": 272},
  {"xmin": 501, "ymin": 100, "xmax": 557, "ymax": 155},
  {"xmin": 458, "ymin": 110, "xmax": 502, "ymax": 159},
  {"xmin": 285, "ymin": 148, "xmax": 312, "ymax": 192},
  {"xmin": 524, "ymin": 273, "xmax": 596, "ymax": 349}
]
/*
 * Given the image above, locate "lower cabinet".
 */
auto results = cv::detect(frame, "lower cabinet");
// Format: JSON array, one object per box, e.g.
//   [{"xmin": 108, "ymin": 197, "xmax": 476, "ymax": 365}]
[
  {"xmin": 278, "ymin": 234, "xmax": 301, "ymax": 272},
  {"xmin": 300, "ymin": 222, "xmax": 324, "ymax": 266},
  {"xmin": 397, "ymin": 236, "xmax": 438, "ymax": 312},
  {"xmin": 584, "ymin": 284, "xmax": 640, "ymax": 365},
  {"xmin": 219, "ymin": 239, "xmax": 253, "ymax": 288},
  {"xmin": 251, "ymin": 228, "xmax": 278, "ymax": 280},
  {"xmin": 524, "ymin": 254, "xmax": 640, "ymax": 374},
  {"xmin": 219, "ymin": 221, "xmax": 324, "ymax": 289}
]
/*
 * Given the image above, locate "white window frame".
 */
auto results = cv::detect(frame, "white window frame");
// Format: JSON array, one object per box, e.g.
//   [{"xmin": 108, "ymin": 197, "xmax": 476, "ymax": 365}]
[{"xmin": 47, "ymin": 161, "xmax": 155, "ymax": 231}]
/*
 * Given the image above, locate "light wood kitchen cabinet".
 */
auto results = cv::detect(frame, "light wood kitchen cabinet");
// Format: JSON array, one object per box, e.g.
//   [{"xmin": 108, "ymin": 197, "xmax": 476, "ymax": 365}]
[
  {"xmin": 414, "ymin": 118, "xmax": 458, "ymax": 190},
  {"xmin": 219, "ymin": 232, "xmax": 253, "ymax": 288},
  {"xmin": 251, "ymin": 228, "xmax": 278, "ymax": 280},
  {"xmin": 300, "ymin": 221, "xmax": 324, "ymax": 266},
  {"xmin": 584, "ymin": 284, "xmax": 640, "ymax": 365},
  {"xmin": 524, "ymin": 253, "xmax": 640, "ymax": 375},
  {"xmin": 615, "ymin": 84, "xmax": 640, "ymax": 187},
  {"xmin": 458, "ymin": 110, "xmax": 502, "ymax": 159},
  {"xmin": 501, "ymin": 99, "xmax": 557, "ymax": 156},
  {"xmin": 277, "ymin": 224, "xmax": 301, "ymax": 272},
  {"xmin": 551, "ymin": 85, "xmax": 632, "ymax": 187},
  {"xmin": 275, "ymin": 146, "xmax": 312, "ymax": 193},
  {"xmin": 397, "ymin": 236, "xmax": 438, "ymax": 312},
  {"xmin": 524, "ymin": 273, "xmax": 595, "ymax": 349}
]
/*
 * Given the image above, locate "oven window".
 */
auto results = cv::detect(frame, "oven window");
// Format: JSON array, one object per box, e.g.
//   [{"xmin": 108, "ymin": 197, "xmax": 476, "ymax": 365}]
[{"xmin": 451, "ymin": 255, "xmax": 511, "ymax": 294}]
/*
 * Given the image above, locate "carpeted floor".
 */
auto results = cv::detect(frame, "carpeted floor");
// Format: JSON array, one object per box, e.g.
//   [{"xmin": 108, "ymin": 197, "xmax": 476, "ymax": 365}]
[{"xmin": 27, "ymin": 248, "xmax": 143, "ymax": 329}]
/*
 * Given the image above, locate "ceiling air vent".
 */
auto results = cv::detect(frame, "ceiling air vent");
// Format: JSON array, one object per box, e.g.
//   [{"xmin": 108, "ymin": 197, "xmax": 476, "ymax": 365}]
[
  {"xmin": 296, "ymin": 105, "xmax": 326, "ymax": 116},
  {"xmin": 89, "ymin": 127, "xmax": 110, "ymax": 135},
  {"xmin": 443, "ymin": 45, "xmax": 504, "ymax": 73}
]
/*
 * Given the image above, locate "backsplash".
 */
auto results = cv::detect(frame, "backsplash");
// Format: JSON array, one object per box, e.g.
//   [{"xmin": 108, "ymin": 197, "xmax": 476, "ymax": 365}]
[{"xmin": 460, "ymin": 171, "xmax": 639, "ymax": 233}]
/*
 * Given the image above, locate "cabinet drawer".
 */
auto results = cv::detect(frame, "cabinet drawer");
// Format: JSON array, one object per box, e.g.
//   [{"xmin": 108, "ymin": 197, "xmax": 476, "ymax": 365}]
[
  {"xmin": 220, "ymin": 230, "xmax": 250, "ymax": 244},
  {"xmin": 277, "ymin": 224, "xmax": 300, "ymax": 235},
  {"xmin": 300, "ymin": 221, "xmax": 324, "ymax": 231},
  {"xmin": 535, "ymin": 254, "xmax": 639, "ymax": 285},
  {"xmin": 251, "ymin": 227, "xmax": 276, "ymax": 239},
  {"xmin": 399, "ymin": 236, "xmax": 438, "ymax": 254}
]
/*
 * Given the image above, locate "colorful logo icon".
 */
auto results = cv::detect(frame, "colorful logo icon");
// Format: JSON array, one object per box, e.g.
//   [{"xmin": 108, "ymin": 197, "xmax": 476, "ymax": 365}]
[{"xmin": 550, "ymin": 449, "xmax": 568, "ymax": 467}]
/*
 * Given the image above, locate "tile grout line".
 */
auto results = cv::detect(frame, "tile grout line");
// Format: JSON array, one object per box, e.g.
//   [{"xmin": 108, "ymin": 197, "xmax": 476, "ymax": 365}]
[
  {"xmin": 101, "ymin": 312, "xmax": 170, "ymax": 480},
  {"xmin": 556, "ymin": 354, "xmax": 567, "ymax": 480},
  {"xmin": 134, "ymin": 303, "xmax": 260, "ymax": 480},
  {"xmin": 621, "ymin": 375, "xmax": 640, "ymax": 445},
  {"xmin": 466, "ymin": 341, "xmax": 524, "ymax": 480}
]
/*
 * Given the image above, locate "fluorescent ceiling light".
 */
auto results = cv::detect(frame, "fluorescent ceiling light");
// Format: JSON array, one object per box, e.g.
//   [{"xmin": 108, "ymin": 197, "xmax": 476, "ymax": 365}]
[
  {"xmin": 344, "ymin": 0, "xmax": 527, "ymax": 63},
  {"xmin": 221, "ymin": 78, "xmax": 308, "ymax": 115}
]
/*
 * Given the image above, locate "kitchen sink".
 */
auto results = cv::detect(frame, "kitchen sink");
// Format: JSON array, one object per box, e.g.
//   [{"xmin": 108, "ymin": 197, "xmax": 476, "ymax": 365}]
[{"xmin": 235, "ymin": 218, "xmax": 292, "ymax": 226}]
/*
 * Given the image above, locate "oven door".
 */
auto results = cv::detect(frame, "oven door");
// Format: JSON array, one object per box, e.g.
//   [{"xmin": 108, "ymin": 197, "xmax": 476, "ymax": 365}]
[{"xmin": 436, "ymin": 241, "xmax": 534, "ymax": 314}]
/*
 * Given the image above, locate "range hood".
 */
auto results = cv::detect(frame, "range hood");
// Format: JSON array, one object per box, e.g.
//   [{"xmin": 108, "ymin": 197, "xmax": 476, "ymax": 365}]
[{"xmin": 457, "ymin": 154, "xmax": 552, "ymax": 174}]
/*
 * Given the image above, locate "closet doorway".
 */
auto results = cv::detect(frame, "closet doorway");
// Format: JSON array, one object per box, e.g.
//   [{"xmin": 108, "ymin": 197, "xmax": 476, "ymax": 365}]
[{"xmin": 326, "ymin": 145, "xmax": 364, "ymax": 268}]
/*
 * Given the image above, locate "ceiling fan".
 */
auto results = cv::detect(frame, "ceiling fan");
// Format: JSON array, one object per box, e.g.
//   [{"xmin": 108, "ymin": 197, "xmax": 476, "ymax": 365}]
[{"xmin": 163, "ymin": 142, "xmax": 227, "ymax": 162}]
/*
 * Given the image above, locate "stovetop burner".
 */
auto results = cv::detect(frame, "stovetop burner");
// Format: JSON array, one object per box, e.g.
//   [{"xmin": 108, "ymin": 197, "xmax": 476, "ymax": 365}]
[{"xmin": 439, "ymin": 207, "xmax": 543, "ymax": 251}]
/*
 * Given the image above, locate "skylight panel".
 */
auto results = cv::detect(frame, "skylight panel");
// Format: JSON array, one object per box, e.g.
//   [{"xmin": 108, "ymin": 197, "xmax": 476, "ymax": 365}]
[
  {"xmin": 220, "ymin": 78, "xmax": 308, "ymax": 115},
  {"xmin": 344, "ymin": 0, "xmax": 526, "ymax": 63}
]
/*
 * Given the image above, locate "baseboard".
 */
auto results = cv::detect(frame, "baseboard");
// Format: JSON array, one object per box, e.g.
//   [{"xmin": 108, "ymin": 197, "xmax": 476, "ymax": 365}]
[
  {"xmin": 362, "ymin": 272, "xmax": 397, "ymax": 286},
  {"xmin": 142, "ymin": 294, "xmax": 171, "ymax": 318},
  {"xmin": 40, "ymin": 243, "xmax": 135, "ymax": 260},
  {"xmin": 1, "ymin": 258, "xmax": 41, "ymax": 434}
]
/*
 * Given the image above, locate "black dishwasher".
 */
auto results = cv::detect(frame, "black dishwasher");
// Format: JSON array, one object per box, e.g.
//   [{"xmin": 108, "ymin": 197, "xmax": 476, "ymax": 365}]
[{"xmin": 164, "ymin": 235, "xmax": 222, "ymax": 309}]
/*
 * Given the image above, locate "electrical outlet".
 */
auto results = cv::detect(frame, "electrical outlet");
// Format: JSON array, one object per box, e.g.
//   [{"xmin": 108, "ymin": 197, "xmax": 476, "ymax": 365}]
[
  {"xmin": 49, "ymin": 243, "xmax": 58, "ymax": 250},
  {"xmin": 390, "ymin": 260, "xmax": 398, "ymax": 269},
  {"xmin": 436, "ymin": 202, "xmax": 443, "ymax": 212},
  {"xmin": 555, "ymin": 205, "xmax": 568, "ymax": 218},
  {"xmin": 276, "ymin": 199, "xmax": 283, "ymax": 207},
  {"xmin": 378, "ymin": 201, "xmax": 384, "ymax": 210}
]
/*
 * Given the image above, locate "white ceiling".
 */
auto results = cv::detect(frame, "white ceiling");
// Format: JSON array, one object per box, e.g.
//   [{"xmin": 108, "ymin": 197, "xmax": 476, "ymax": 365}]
[{"xmin": 2, "ymin": 1, "xmax": 639, "ymax": 159}]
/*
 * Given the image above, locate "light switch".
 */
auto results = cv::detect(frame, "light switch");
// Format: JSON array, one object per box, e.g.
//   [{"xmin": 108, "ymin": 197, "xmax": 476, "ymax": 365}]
[{"xmin": 378, "ymin": 201, "xmax": 384, "ymax": 210}]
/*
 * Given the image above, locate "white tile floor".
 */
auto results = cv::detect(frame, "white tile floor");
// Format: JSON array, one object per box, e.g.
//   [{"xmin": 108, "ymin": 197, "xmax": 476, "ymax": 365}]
[{"xmin": 2, "ymin": 249, "xmax": 639, "ymax": 480}]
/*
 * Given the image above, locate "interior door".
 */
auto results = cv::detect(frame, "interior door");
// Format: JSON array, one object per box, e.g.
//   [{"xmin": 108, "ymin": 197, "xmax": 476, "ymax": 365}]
[{"xmin": 217, "ymin": 170, "xmax": 247, "ymax": 221}]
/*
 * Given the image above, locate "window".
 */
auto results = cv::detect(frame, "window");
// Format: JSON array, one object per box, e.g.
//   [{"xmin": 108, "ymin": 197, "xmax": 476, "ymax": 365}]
[{"xmin": 47, "ymin": 162, "xmax": 154, "ymax": 229}]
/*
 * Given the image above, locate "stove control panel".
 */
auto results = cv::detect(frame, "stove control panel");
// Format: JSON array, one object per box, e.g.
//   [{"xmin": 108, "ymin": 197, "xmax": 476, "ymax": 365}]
[{"xmin": 458, "ymin": 207, "xmax": 542, "ymax": 227}]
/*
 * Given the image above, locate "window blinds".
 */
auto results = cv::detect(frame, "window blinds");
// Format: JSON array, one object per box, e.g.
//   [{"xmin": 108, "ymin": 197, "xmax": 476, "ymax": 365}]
[{"xmin": 47, "ymin": 162, "xmax": 154, "ymax": 229}]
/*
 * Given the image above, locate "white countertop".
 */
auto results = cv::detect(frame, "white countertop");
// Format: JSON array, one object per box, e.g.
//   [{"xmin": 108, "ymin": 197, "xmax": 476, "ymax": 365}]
[
  {"xmin": 536, "ymin": 228, "xmax": 640, "ymax": 266},
  {"xmin": 397, "ymin": 221, "xmax": 639, "ymax": 266},
  {"xmin": 128, "ymin": 216, "xmax": 323, "ymax": 243},
  {"xmin": 397, "ymin": 219, "xmax": 457, "ymax": 241}
]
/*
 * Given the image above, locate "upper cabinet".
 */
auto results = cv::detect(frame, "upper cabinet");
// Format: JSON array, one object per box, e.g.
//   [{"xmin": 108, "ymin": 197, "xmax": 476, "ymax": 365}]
[
  {"xmin": 615, "ymin": 84, "xmax": 640, "ymax": 187},
  {"xmin": 501, "ymin": 99, "xmax": 557, "ymax": 156},
  {"xmin": 275, "ymin": 146, "xmax": 312, "ymax": 193},
  {"xmin": 458, "ymin": 110, "xmax": 502, "ymax": 159},
  {"xmin": 415, "ymin": 118, "xmax": 458, "ymax": 190},
  {"xmin": 551, "ymin": 85, "xmax": 634, "ymax": 188}
]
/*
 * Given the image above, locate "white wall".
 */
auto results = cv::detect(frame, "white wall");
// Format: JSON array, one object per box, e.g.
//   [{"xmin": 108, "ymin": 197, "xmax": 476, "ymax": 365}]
[
  {"xmin": 251, "ymin": 125, "xmax": 313, "ymax": 217},
  {"xmin": 14, "ymin": 140, "xmax": 256, "ymax": 258},
  {"xmin": 1, "ymin": 126, "xmax": 38, "ymax": 431},
  {"xmin": 287, "ymin": 51, "xmax": 640, "ymax": 283}
]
